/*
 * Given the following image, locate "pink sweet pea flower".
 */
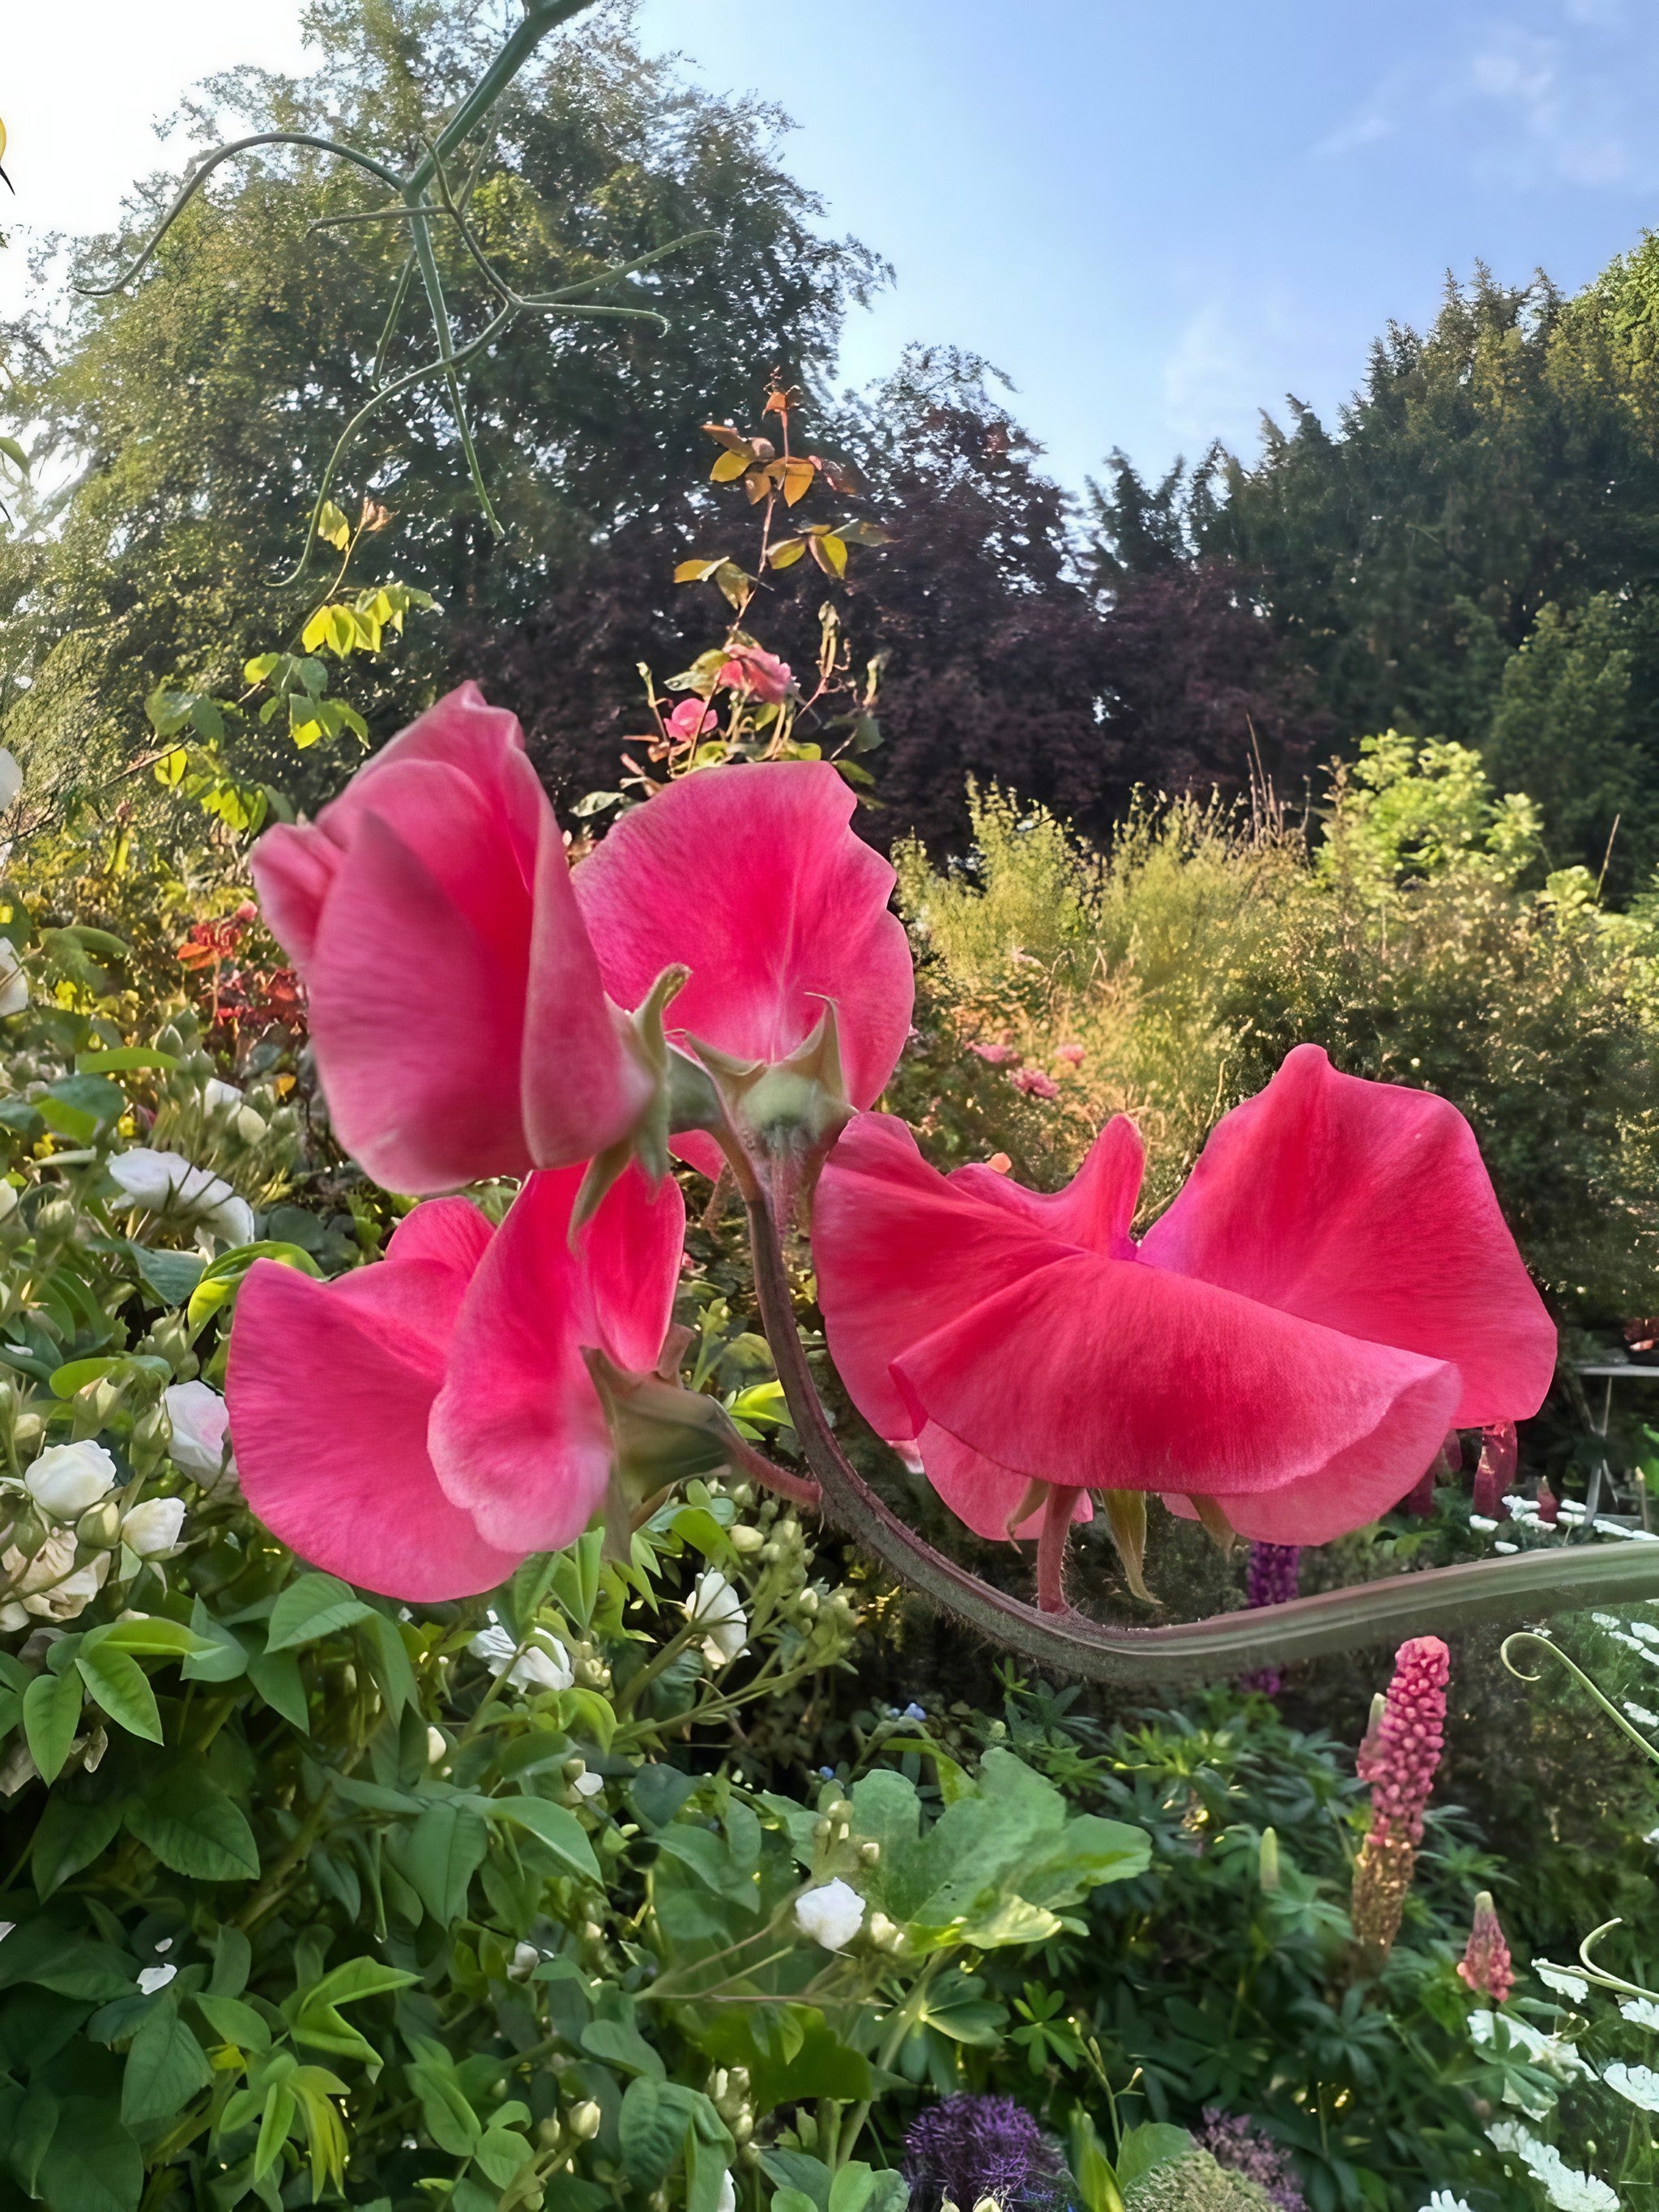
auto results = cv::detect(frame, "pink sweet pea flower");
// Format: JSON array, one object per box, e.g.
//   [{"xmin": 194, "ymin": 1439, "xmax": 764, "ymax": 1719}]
[
  {"xmin": 575, "ymin": 761, "xmax": 915, "ymax": 1178},
  {"xmin": 814, "ymin": 1045, "xmax": 1556, "ymax": 1549},
  {"xmin": 252, "ymin": 684, "xmax": 653, "ymax": 1193},
  {"xmin": 226, "ymin": 1164, "xmax": 683, "ymax": 1600},
  {"xmin": 715, "ymin": 646, "xmax": 793, "ymax": 703}
]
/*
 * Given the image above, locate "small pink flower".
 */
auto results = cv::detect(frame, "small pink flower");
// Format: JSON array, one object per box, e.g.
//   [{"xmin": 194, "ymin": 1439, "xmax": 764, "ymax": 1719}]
[
  {"xmin": 1457, "ymin": 1891, "xmax": 1515, "ymax": 2003},
  {"xmin": 1055, "ymin": 1042, "xmax": 1085, "ymax": 1066},
  {"xmin": 716, "ymin": 646, "xmax": 792, "ymax": 704},
  {"xmin": 664, "ymin": 697, "xmax": 718, "ymax": 742},
  {"xmin": 970, "ymin": 1042, "xmax": 1015, "ymax": 1065},
  {"xmin": 1012, "ymin": 1068, "xmax": 1060, "ymax": 1101}
]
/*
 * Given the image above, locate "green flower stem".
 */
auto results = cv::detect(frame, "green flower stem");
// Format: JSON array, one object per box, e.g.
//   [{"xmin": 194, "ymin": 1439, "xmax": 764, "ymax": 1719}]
[{"xmin": 743, "ymin": 1188, "xmax": 1659, "ymax": 1681}]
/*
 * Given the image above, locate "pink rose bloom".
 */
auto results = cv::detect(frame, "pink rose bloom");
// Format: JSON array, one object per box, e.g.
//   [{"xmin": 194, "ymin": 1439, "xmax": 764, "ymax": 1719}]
[
  {"xmin": 813, "ymin": 1046, "xmax": 1555, "ymax": 1549},
  {"xmin": 970, "ymin": 1042, "xmax": 1015, "ymax": 1066},
  {"xmin": 251, "ymin": 684, "xmax": 651, "ymax": 1193},
  {"xmin": 664, "ymin": 697, "xmax": 718, "ymax": 742},
  {"xmin": 1055, "ymin": 1043, "xmax": 1085, "ymax": 1066},
  {"xmin": 1012, "ymin": 1068, "xmax": 1060, "ymax": 1101},
  {"xmin": 228, "ymin": 1166, "xmax": 683, "ymax": 1600},
  {"xmin": 716, "ymin": 646, "xmax": 793, "ymax": 704},
  {"xmin": 575, "ymin": 762, "xmax": 914, "ymax": 1178}
]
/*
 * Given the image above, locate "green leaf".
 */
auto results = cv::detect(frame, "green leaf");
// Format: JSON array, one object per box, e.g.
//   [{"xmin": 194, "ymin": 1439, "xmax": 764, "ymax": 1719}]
[
  {"xmin": 402, "ymin": 1799, "xmax": 487, "ymax": 1925},
  {"xmin": 476, "ymin": 2127, "xmax": 535, "ymax": 2188},
  {"xmin": 10, "ymin": 2088, "xmax": 58, "ymax": 2196},
  {"xmin": 129, "ymin": 1246, "xmax": 205, "ymax": 1306},
  {"xmin": 254, "ymin": 2080, "xmax": 297, "ymax": 2183},
  {"xmin": 77, "ymin": 1644, "xmax": 163, "ymax": 1743},
  {"xmin": 48, "ymin": 1354, "xmax": 120, "ymax": 1400},
  {"xmin": 245, "ymin": 1643, "xmax": 309, "ymax": 1730},
  {"xmin": 23, "ymin": 1666, "xmax": 84, "ymax": 1784},
  {"xmin": 32, "ymin": 1787, "xmax": 126, "ymax": 1896},
  {"xmin": 0, "ymin": 1920, "xmax": 134, "ymax": 2001},
  {"xmin": 197, "ymin": 1993, "xmax": 271, "ymax": 2052},
  {"xmin": 125, "ymin": 1759, "xmax": 260, "ymax": 1881},
  {"xmin": 406, "ymin": 2044, "xmax": 480, "ymax": 2157},
  {"xmin": 179, "ymin": 1599, "xmax": 248, "ymax": 1684},
  {"xmin": 289, "ymin": 1956, "xmax": 418, "ymax": 2061},
  {"xmin": 264, "ymin": 1572, "xmax": 374, "ymax": 1652},
  {"xmin": 485, "ymin": 1795, "xmax": 600, "ymax": 1882},
  {"xmin": 360, "ymin": 1610, "xmax": 418, "ymax": 1716},
  {"xmin": 580, "ymin": 2017, "xmax": 665, "ymax": 2081},
  {"xmin": 122, "ymin": 1996, "xmax": 213, "ymax": 2127},
  {"xmin": 91, "ymin": 1614, "xmax": 213, "ymax": 1660},
  {"xmin": 75, "ymin": 1048, "xmax": 180, "ymax": 1074},
  {"xmin": 1115, "ymin": 2124, "xmax": 1193, "ymax": 2192},
  {"xmin": 36, "ymin": 2099, "xmax": 143, "ymax": 2212},
  {"xmin": 620, "ymin": 2074, "xmax": 685, "ymax": 2188},
  {"xmin": 316, "ymin": 499, "xmax": 352, "ymax": 552}
]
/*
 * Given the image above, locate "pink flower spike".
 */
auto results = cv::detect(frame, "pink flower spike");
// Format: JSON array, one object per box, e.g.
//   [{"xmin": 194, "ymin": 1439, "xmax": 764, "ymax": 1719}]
[
  {"xmin": 575, "ymin": 761, "xmax": 915, "ymax": 1179},
  {"xmin": 250, "ymin": 683, "xmax": 653, "ymax": 1192},
  {"xmin": 1458, "ymin": 1891, "xmax": 1515, "ymax": 2003},
  {"xmin": 1362, "ymin": 1634, "xmax": 1449, "ymax": 1848},
  {"xmin": 814, "ymin": 1048, "xmax": 1552, "ymax": 1554},
  {"xmin": 716, "ymin": 646, "xmax": 792, "ymax": 702}
]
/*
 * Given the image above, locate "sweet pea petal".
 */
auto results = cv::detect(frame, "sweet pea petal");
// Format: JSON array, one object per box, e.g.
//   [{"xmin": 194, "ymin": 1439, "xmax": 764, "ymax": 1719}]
[
  {"xmin": 575, "ymin": 762, "xmax": 915, "ymax": 1178},
  {"xmin": 890, "ymin": 1249, "xmax": 1461, "ymax": 1522},
  {"xmin": 915, "ymin": 1421, "xmax": 1094, "ymax": 1542},
  {"xmin": 228, "ymin": 1256, "xmax": 518, "ymax": 1602},
  {"xmin": 815, "ymin": 1113, "xmax": 1074, "ymax": 1443},
  {"xmin": 948, "ymin": 1114, "xmax": 1144, "ymax": 1259},
  {"xmin": 429, "ymin": 1163, "xmax": 684, "ymax": 1555},
  {"xmin": 257, "ymin": 685, "xmax": 643, "ymax": 1192},
  {"xmin": 1140, "ymin": 1044, "xmax": 1556, "ymax": 1422}
]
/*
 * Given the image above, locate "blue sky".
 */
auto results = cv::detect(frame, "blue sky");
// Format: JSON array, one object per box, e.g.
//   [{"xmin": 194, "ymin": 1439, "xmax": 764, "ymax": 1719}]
[{"xmin": 7, "ymin": 0, "xmax": 1659, "ymax": 488}]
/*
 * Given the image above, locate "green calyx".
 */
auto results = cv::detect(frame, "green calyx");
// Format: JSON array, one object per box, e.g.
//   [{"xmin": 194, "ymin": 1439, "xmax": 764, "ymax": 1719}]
[{"xmin": 687, "ymin": 1000, "xmax": 853, "ymax": 1215}]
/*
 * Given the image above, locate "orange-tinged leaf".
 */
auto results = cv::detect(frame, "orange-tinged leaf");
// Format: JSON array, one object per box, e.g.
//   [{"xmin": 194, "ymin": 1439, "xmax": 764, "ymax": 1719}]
[
  {"xmin": 782, "ymin": 458, "xmax": 817, "ymax": 507},
  {"xmin": 674, "ymin": 557, "xmax": 731, "ymax": 584},
  {"xmin": 810, "ymin": 533, "xmax": 849, "ymax": 578},
  {"xmin": 838, "ymin": 519, "xmax": 893, "ymax": 548},
  {"xmin": 700, "ymin": 420, "xmax": 752, "ymax": 452},
  {"xmin": 710, "ymin": 449, "xmax": 751, "ymax": 484},
  {"xmin": 742, "ymin": 470, "xmax": 772, "ymax": 505},
  {"xmin": 768, "ymin": 538, "xmax": 808, "ymax": 569}
]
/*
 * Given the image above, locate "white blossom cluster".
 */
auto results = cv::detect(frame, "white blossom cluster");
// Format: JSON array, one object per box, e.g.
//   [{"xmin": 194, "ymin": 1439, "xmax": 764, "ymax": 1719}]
[{"xmin": 1487, "ymin": 2121, "xmax": 1618, "ymax": 2210}]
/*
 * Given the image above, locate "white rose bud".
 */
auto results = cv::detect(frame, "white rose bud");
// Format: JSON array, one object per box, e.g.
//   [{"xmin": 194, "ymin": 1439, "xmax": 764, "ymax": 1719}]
[
  {"xmin": 507, "ymin": 1941, "xmax": 539, "ymax": 1982},
  {"xmin": 25, "ymin": 1441, "xmax": 119, "ymax": 1520},
  {"xmin": 28, "ymin": 1551, "xmax": 110, "ymax": 1622},
  {"xmin": 162, "ymin": 1382, "xmax": 235, "ymax": 1485},
  {"xmin": 685, "ymin": 1570, "xmax": 748, "ymax": 1667},
  {"xmin": 121, "ymin": 1497, "xmax": 186, "ymax": 1558}
]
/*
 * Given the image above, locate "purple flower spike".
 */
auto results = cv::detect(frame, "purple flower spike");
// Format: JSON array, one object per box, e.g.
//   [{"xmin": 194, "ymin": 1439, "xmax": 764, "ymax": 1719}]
[{"xmin": 902, "ymin": 2095, "xmax": 1066, "ymax": 2211}]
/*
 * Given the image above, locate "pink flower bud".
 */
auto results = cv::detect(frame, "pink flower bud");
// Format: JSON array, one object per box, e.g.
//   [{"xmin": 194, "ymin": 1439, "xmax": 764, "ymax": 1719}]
[
  {"xmin": 1457, "ymin": 1891, "xmax": 1515, "ymax": 2003},
  {"xmin": 664, "ymin": 697, "xmax": 718, "ymax": 741}
]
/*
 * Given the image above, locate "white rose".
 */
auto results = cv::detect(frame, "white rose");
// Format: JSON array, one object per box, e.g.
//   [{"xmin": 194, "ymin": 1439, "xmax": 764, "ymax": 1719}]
[
  {"xmin": 163, "ymin": 1381, "xmax": 234, "ymax": 1483},
  {"xmin": 25, "ymin": 1439, "xmax": 119, "ymax": 1519},
  {"xmin": 686, "ymin": 1570, "xmax": 748, "ymax": 1667},
  {"xmin": 203, "ymin": 1079, "xmax": 243, "ymax": 1116},
  {"xmin": 793, "ymin": 1878, "xmax": 864, "ymax": 1951},
  {"xmin": 121, "ymin": 1497, "xmax": 186, "ymax": 1558},
  {"xmin": 27, "ymin": 1551, "xmax": 110, "ymax": 1622},
  {"xmin": 6, "ymin": 1529, "xmax": 77, "ymax": 1593},
  {"xmin": 0, "ymin": 941, "xmax": 25, "ymax": 1019},
  {"xmin": 108, "ymin": 1150, "xmax": 254, "ymax": 1247}
]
